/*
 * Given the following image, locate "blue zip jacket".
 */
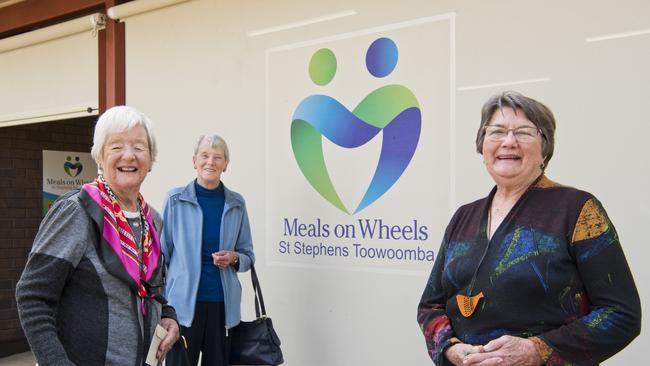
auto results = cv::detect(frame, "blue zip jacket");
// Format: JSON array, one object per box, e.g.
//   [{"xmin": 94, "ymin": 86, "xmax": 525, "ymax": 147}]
[{"xmin": 161, "ymin": 180, "xmax": 255, "ymax": 329}]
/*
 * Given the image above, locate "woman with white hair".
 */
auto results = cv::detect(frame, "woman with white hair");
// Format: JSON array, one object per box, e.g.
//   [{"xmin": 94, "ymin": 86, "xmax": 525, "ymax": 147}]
[
  {"xmin": 162, "ymin": 134, "xmax": 255, "ymax": 366},
  {"xmin": 16, "ymin": 106, "xmax": 179, "ymax": 365}
]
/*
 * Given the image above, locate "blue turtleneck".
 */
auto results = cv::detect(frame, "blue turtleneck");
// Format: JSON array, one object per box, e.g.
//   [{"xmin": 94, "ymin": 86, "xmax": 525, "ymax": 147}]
[{"xmin": 195, "ymin": 180, "xmax": 225, "ymax": 301}]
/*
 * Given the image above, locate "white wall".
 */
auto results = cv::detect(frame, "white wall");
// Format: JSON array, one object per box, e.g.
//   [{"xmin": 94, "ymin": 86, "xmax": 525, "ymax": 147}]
[{"xmin": 123, "ymin": 0, "xmax": 649, "ymax": 365}]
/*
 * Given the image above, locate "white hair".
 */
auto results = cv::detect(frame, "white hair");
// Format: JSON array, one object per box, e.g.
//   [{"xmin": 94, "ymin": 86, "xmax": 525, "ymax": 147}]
[
  {"xmin": 193, "ymin": 134, "xmax": 229, "ymax": 163},
  {"xmin": 90, "ymin": 106, "xmax": 157, "ymax": 165}
]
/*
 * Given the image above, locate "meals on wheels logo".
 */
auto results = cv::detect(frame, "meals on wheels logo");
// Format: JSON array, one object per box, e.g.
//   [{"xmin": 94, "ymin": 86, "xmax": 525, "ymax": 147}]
[
  {"xmin": 64, "ymin": 155, "xmax": 83, "ymax": 177},
  {"xmin": 290, "ymin": 37, "xmax": 421, "ymax": 214},
  {"xmin": 43, "ymin": 150, "xmax": 96, "ymax": 215},
  {"xmin": 269, "ymin": 16, "xmax": 452, "ymax": 270}
]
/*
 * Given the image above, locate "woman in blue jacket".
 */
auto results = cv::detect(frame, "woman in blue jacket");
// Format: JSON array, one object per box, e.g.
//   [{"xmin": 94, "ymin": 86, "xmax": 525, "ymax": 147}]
[{"xmin": 162, "ymin": 134, "xmax": 255, "ymax": 366}]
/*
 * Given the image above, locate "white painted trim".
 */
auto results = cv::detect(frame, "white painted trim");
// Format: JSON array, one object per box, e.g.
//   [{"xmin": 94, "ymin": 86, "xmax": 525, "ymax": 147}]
[
  {"xmin": 107, "ymin": 0, "xmax": 193, "ymax": 21},
  {"xmin": 586, "ymin": 28, "xmax": 650, "ymax": 43},
  {"xmin": 0, "ymin": 13, "xmax": 103, "ymax": 54},
  {"xmin": 0, "ymin": 105, "xmax": 98, "ymax": 127},
  {"xmin": 247, "ymin": 10, "xmax": 357, "ymax": 37},
  {"xmin": 457, "ymin": 77, "xmax": 551, "ymax": 91},
  {"xmin": 449, "ymin": 13, "xmax": 457, "ymax": 214},
  {"xmin": 267, "ymin": 12, "xmax": 456, "ymax": 53}
]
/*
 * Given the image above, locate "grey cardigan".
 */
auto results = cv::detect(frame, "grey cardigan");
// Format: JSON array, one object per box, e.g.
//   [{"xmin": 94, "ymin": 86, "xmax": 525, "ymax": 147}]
[{"xmin": 16, "ymin": 189, "xmax": 176, "ymax": 366}]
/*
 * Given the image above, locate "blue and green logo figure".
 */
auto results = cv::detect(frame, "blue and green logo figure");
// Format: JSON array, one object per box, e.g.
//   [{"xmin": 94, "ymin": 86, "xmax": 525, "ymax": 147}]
[
  {"xmin": 291, "ymin": 37, "xmax": 421, "ymax": 214},
  {"xmin": 64, "ymin": 156, "xmax": 83, "ymax": 177}
]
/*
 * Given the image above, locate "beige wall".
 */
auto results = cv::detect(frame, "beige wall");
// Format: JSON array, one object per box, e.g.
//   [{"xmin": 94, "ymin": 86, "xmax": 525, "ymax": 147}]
[
  {"xmin": 0, "ymin": 19, "xmax": 98, "ymax": 126},
  {"xmin": 117, "ymin": 0, "xmax": 650, "ymax": 364}
]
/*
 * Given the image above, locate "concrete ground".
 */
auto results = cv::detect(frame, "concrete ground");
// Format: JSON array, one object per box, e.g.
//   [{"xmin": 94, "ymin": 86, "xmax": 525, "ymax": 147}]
[
  {"xmin": 0, "ymin": 351, "xmax": 203, "ymax": 365},
  {"xmin": 0, "ymin": 351, "xmax": 36, "ymax": 366}
]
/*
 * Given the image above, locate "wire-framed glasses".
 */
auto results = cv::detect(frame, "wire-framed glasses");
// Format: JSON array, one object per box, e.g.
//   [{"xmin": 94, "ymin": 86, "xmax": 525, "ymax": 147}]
[{"xmin": 483, "ymin": 125, "xmax": 541, "ymax": 143}]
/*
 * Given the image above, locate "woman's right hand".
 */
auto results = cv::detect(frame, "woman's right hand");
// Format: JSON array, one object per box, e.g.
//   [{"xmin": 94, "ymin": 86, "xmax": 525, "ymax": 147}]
[{"xmin": 445, "ymin": 342, "xmax": 489, "ymax": 366}]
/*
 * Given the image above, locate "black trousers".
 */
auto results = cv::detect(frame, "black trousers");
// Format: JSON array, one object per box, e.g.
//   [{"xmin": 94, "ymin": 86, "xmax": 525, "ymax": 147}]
[{"xmin": 166, "ymin": 301, "xmax": 230, "ymax": 366}]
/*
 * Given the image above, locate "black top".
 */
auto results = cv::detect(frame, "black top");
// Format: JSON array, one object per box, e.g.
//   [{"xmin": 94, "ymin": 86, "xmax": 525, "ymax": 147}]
[{"xmin": 418, "ymin": 176, "xmax": 641, "ymax": 365}]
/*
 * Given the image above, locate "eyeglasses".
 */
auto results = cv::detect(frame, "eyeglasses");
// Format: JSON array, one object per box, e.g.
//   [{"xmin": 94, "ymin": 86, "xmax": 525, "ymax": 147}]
[{"xmin": 483, "ymin": 125, "xmax": 541, "ymax": 143}]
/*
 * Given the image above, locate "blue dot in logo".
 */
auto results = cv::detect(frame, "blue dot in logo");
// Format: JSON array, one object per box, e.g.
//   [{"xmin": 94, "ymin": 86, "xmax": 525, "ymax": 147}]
[{"xmin": 366, "ymin": 37, "xmax": 398, "ymax": 78}]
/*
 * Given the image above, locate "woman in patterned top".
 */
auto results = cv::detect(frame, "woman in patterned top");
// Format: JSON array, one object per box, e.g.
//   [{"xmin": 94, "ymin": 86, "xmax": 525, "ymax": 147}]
[{"xmin": 417, "ymin": 91, "xmax": 640, "ymax": 365}]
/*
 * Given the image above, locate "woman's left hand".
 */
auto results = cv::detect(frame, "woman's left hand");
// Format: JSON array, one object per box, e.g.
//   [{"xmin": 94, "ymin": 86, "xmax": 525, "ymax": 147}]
[
  {"xmin": 157, "ymin": 317, "xmax": 180, "ymax": 361},
  {"xmin": 212, "ymin": 250, "xmax": 238, "ymax": 269},
  {"xmin": 463, "ymin": 335, "xmax": 542, "ymax": 366}
]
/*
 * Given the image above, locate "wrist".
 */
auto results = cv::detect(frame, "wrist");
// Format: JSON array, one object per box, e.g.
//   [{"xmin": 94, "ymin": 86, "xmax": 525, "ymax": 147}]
[
  {"xmin": 444, "ymin": 337, "xmax": 462, "ymax": 361},
  {"xmin": 529, "ymin": 336, "xmax": 552, "ymax": 364}
]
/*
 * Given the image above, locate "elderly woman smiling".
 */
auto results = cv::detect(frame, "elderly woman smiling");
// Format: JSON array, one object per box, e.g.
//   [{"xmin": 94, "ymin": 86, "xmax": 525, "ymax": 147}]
[
  {"xmin": 417, "ymin": 91, "xmax": 641, "ymax": 365},
  {"xmin": 162, "ymin": 134, "xmax": 255, "ymax": 366},
  {"xmin": 17, "ymin": 106, "xmax": 179, "ymax": 365}
]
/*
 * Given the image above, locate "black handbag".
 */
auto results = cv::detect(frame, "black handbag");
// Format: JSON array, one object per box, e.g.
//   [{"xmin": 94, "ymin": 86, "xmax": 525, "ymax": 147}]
[
  {"xmin": 229, "ymin": 265, "xmax": 284, "ymax": 365},
  {"xmin": 165, "ymin": 335, "xmax": 191, "ymax": 366}
]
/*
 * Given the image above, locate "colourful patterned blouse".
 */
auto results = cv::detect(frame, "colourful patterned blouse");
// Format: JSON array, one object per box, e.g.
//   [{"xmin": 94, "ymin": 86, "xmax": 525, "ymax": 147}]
[{"xmin": 417, "ymin": 176, "xmax": 641, "ymax": 365}]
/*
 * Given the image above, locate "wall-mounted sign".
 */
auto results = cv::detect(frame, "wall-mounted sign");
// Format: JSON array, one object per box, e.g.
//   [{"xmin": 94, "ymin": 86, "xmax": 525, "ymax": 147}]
[
  {"xmin": 266, "ymin": 15, "xmax": 454, "ymax": 274},
  {"xmin": 42, "ymin": 150, "xmax": 97, "ymax": 215}
]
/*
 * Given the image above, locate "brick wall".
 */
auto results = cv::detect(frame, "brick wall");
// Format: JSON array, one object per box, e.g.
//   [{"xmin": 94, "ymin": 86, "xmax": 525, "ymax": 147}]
[{"xmin": 0, "ymin": 116, "xmax": 94, "ymax": 357}]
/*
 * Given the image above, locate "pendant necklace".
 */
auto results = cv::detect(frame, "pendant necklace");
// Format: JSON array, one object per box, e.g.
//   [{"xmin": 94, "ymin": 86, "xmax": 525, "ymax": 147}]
[
  {"xmin": 455, "ymin": 202, "xmax": 495, "ymax": 318},
  {"xmin": 456, "ymin": 176, "xmax": 542, "ymax": 318}
]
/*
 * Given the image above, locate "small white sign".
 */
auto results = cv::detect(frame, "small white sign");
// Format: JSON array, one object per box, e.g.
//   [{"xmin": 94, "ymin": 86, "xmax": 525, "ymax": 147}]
[{"xmin": 42, "ymin": 150, "xmax": 97, "ymax": 215}]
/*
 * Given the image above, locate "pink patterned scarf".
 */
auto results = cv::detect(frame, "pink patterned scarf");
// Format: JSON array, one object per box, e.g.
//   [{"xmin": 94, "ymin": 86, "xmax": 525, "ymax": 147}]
[{"xmin": 82, "ymin": 177, "xmax": 161, "ymax": 313}]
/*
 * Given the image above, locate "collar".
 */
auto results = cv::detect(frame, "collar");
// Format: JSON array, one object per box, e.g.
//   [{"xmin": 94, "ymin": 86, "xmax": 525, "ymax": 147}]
[{"xmin": 178, "ymin": 179, "xmax": 243, "ymax": 208}]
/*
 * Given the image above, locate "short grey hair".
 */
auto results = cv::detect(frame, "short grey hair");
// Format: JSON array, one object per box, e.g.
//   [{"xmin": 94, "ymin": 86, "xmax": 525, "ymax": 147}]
[
  {"xmin": 91, "ymin": 106, "xmax": 157, "ymax": 164},
  {"xmin": 194, "ymin": 134, "xmax": 230, "ymax": 163},
  {"xmin": 475, "ymin": 91, "xmax": 556, "ymax": 169}
]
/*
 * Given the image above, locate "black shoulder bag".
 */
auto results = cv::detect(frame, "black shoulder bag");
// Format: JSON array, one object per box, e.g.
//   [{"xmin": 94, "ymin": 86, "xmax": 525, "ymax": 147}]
[{"xmin": 229, "ymin": 264, "xmax": 284, "ymax": 365}]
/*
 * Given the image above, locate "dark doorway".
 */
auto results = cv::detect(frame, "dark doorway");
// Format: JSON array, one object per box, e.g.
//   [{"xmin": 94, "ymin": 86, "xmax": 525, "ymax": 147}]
[{"xmin": 0, "ymin": 115, "xmax": 95, "ymax": 357}]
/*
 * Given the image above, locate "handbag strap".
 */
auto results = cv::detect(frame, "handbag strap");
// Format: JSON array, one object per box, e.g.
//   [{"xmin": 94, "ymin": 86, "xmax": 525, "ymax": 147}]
[{"xmin": 250, "ymin": 264, "xmax": 267, "ymax": 318}]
